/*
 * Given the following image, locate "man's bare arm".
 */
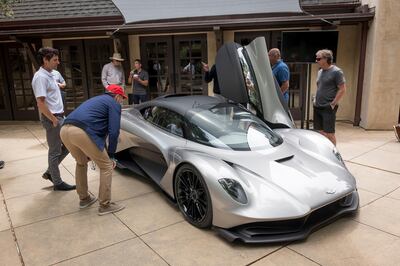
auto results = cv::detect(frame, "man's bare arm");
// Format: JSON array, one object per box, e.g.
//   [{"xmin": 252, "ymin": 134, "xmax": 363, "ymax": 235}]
[
  {"xmin": 138, "ymin": 79, "xmax": 149, "ymax": 86},
  {"xmin": 134, "ymin": 76, "xmax": 148, "ymax": 86},
  {"xmin": 36, "ymin": 97, "xmax": 58, "ymax": 127},
  {"xmin": 58, "ymin": 82, "xmax": 66, "ymax": 89},
  {"xmin": 280, "ymin": 80, "xmax": 289, "ymax": 94},
  {"xmin": 128, "ymin": 72, "xmax": 133, "ymax": 84},
  {"xmin": 331, "ymin": 83, "xmax": 346, "ymax": 107}
]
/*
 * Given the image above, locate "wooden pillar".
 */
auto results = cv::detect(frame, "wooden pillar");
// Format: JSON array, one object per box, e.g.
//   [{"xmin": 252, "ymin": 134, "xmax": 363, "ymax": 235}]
[
  {"xmin": 353, "ymin": 21, "xmax": 368, "ymax": 126},
  {"xmin": 214, "ymin": 26, "xmax": 223, "ymax": 50}
]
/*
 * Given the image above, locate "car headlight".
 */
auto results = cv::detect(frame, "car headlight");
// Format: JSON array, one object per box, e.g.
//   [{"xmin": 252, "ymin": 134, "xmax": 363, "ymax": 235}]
[
  {"xmin": 218, "ymin": 178, "xmax": 248, "ymax": 204},
  {"xmin": 333, "ymin": 147, "xmax": 344, "ymax": 164}
]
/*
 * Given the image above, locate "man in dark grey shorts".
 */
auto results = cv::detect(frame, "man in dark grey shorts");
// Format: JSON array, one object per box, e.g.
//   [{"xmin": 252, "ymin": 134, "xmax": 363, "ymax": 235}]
[{"xmin": 313, "ymin": 49, "xmax": 346, "ymax": 145}]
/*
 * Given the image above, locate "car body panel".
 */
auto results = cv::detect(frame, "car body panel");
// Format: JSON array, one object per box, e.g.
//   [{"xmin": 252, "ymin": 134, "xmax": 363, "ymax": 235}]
[
  {"xmin": 116, "ymin": 96, "xmax": 358, "ymax": 240},
  {"xmin": 216, "ymin": 37, "xmax": 294, "ymax": 128}
]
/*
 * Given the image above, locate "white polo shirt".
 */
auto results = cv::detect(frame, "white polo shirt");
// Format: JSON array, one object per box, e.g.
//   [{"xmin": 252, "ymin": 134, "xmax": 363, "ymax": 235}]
[{"xmin": 32, "ymin": 67, "xmax": 64, "ymax": 114}]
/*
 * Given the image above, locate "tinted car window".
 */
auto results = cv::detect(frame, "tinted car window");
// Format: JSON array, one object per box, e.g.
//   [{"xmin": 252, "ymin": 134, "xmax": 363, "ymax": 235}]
[
  {"xmin": 142, "ymin": 106, "xmax": 185, "ymax": 137},
  {"xmin": 237, "ymin": 47, "xmax": 262, "ymax": 114},
  {"xmin": 187, "ymin": 103, "xmax": 282, "ymax": 151}
]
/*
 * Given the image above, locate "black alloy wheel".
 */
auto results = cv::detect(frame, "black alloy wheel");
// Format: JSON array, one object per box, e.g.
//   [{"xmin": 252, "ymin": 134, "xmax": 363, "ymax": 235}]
[{"xmin": 174, "ymin": 164, "xmax": 212, "ymax": 228}]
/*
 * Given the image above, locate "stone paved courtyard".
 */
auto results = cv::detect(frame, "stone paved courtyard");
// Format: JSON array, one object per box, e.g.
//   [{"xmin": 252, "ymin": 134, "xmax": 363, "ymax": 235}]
[{"xmin": 0, "ymin": 121, "xmax": 399, "ymax": 266}]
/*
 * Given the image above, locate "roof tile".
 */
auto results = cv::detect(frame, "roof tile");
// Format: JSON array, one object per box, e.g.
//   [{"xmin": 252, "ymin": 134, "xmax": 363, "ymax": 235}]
[{"xmin": 0, "ymin": 0, "xmax": 121, "ymax": 21}]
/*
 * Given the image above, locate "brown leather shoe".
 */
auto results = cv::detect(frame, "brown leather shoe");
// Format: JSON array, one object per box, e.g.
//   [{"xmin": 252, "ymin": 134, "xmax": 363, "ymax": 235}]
[
  {"xmin": 54, "ymin": 182, "xmax": 76, "ymax": 191},
  {"xmin": 42, "ymin": 172, "xmax": 53, "ymax": 183}
]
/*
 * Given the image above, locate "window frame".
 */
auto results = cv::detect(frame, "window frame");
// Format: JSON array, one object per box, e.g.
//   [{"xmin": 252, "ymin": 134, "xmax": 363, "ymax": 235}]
[{"xmin": 141, "ymin": 105, "xmax": 187, "ymax": 138}]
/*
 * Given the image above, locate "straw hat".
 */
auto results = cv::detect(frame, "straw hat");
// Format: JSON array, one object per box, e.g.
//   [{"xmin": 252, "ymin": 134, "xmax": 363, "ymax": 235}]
[{"xmin": 109, "ymin": 53, "xmax": 124, "ymax": 61}]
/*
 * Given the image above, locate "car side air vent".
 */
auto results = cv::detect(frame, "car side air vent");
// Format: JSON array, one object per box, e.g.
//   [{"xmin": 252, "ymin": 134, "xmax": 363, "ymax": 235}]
[
  {"xmin": 223, "ymin": 160, "xmax": 234, "ymax": 167},
  {"xmin": 275, "ymin": 155, "xmax": 294, "ymax": 163}
]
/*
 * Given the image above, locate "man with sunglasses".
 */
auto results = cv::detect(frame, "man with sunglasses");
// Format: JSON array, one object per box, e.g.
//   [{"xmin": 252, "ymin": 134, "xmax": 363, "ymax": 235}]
[{"xmin": 313, "ymin": 49, "xmax": 346, "ymax": 145}]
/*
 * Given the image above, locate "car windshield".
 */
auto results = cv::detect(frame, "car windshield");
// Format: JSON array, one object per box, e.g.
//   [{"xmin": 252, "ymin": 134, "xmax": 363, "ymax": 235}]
[{"xmin": 187, "ymin": 103, "xmax": 282, "ymax": 151}]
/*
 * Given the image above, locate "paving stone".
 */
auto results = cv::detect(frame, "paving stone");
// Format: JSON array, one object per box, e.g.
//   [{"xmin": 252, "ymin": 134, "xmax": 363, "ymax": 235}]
[
  {"xmin": 290, "ymin": 219, "xmax": 400, "ymax": 266},
  {"xmin": 55, "ymin": 238, "xmax": 167, "ymax": 266},
  {"xmin": 15, "ymin": 208, "xmax": 135, "ymax": 266},
  {"xmin": 142, "ymin": 222, "xmax": 279, "ymax": 266},
  {"xmin": 0, "ymin": 230, "xmax": 21, "ymax": 265}
]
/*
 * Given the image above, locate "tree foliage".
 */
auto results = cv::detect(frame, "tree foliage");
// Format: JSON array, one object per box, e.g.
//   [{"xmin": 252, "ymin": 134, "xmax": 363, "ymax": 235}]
[{"xmin": 0, "ymin": 0, "xmax": 22, "ymax": 17}]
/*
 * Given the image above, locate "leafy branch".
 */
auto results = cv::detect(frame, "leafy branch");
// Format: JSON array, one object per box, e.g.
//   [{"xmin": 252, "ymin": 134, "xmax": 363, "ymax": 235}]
[{"xmin": 0, "ymin": 0, "xmax": 22, "ymax": 17}]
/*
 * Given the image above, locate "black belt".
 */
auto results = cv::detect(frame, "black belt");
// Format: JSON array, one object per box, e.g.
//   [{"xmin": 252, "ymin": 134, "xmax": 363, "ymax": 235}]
[{"xmin": 53, "ymin": 112, "xmax": 64, "ymax": 117}]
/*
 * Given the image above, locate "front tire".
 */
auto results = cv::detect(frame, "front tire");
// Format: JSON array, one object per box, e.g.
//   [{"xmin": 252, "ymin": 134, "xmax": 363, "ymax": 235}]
[{"xmin": 174, "ymin": 164, "xmax": 212, "ymax": 228}]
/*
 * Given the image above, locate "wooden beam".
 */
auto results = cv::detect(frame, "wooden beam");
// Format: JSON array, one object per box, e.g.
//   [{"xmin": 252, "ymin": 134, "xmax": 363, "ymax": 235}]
[
  {"xmin": 353, "ymin": 21, "xmax": 368, "ymax": 126},
  {"xmin": 22, "ymin": 42, "xmax": 40, "ymax": 71},
  {"xmin": 9, "ymin": 35, "xmax": 40, "ymax": 71}
]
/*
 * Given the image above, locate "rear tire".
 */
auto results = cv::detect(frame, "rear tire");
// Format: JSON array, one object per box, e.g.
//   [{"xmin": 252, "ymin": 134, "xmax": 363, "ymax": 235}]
[{"xmin": 174, "ymin": 164, "xmax": 212, "ymax": 228}]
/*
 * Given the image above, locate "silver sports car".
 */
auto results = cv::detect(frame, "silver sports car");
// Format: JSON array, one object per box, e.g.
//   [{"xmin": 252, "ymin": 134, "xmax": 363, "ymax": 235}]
[{"xmin": 115, "ymin": 37, "xmax": 358, "ymax": 243}]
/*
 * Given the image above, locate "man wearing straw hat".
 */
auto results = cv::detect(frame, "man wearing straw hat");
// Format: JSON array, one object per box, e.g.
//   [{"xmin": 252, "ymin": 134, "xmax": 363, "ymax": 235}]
[{"xmin": 101, "ymin": 52, "xmax": 125, "ymax": 89}]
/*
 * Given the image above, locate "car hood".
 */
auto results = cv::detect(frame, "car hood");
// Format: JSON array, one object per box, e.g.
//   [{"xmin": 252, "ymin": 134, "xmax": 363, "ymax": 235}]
[
  {"xmin": 216, "ymin": 37, "xmax": 295, "ymax": 128},
  {"xmin": 185, "ymin": 135, "xmax": 355, "ymax": 210}
]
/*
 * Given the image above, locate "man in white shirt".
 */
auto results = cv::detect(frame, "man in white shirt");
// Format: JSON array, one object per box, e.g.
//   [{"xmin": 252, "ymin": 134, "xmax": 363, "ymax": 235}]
[
  {"xmin": 32, "ymin": 47, "xmax": 75, "ymax": 191},
  {"xmin": 101, "ymin": 53, "xmax": 125, "ymax": 89}
]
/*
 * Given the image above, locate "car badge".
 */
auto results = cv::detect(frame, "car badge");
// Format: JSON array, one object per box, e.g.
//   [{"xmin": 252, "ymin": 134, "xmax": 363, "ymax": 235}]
[{"xmin": 326, "ymin": 189, "xmax": 336, "ymax": 194}]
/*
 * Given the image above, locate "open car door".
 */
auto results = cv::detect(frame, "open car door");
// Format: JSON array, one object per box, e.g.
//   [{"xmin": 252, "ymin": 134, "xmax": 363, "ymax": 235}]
[{"xmin": 216, "ymin": 37, "xmax": 295, "ymax": 128}]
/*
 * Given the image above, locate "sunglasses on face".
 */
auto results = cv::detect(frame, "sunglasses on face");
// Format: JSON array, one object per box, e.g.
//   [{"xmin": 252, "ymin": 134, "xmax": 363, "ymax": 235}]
[{"xmin": 316, "ymin": 57, "xmax": 323, "ymax": 61}]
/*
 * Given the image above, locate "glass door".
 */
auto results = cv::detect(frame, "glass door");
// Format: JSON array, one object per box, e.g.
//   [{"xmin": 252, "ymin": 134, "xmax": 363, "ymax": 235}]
[
  {"xmin": 54, "ymin": 40, "xmax": 88, "ymax": 114},
  {"xmin": 0, "ymin": 46, "xmax": 13, "ymax": 120},
  {"xmin": 140, "ymin": 36, "xmax": 174, "ymax": 99},
  {"xmin": 174, "ymin": 35, "xmax": 208, "ymax": 95},
  {"xmin": 140, "ymin": 34, "xmax": 208, "ymax": 98},
  {"xmin": 84, "ymin": 39, "xmax": 114, "ymax": 97},
  {"xmin": 5, "ymin": 44, "xmax": 38, "ymax": 120},
  {"xmin": 55, "ymin": 39, "xmax": 114, "ymax": 113}
]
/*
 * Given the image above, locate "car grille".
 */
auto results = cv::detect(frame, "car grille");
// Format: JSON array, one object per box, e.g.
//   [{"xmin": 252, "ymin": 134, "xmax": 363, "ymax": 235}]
[{"xmin": 218, "ymin": 191, "xmax": 358, "ymax": 243}]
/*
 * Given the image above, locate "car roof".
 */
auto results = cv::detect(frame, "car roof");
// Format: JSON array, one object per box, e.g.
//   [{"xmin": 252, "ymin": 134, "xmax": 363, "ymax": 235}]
[{"xmin": 140, "ymin": 95, "xmax": 225, "ymax": 116}]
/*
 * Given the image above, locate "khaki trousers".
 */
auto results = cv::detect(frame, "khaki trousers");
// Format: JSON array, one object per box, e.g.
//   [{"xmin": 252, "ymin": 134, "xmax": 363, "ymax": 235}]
[{"xmin": 60, "ymin": 125, "xmax": 113, "ymax": 206}]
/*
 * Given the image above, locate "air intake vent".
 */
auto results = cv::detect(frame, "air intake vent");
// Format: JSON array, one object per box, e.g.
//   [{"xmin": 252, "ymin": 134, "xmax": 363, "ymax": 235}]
[{"xmin": 275, "ymin": 155, "xmax": 294, "ymax": 163}]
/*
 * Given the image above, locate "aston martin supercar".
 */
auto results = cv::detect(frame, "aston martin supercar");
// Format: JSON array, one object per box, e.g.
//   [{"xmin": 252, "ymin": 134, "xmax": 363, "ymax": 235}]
[{"xmin": 115, "ymin": 37, "xmax": 358, "ymax": 243}]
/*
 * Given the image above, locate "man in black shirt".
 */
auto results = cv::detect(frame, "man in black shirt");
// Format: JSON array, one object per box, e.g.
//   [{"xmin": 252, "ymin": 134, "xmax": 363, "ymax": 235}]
[{"xmin": 202, "ymin": 62, "xmax": 220, "ymax": 94}]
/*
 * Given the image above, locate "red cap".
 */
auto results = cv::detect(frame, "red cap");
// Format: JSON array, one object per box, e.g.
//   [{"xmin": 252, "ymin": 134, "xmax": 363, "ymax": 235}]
[{"xmin": 106, "ymin": 84, "xmax": 127, "ymax": 99}]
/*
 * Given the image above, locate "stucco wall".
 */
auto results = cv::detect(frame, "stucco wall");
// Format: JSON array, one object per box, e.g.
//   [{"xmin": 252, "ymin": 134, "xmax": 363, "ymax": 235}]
[
  {"xmin": 360, "ymin": 0, "xmax": 400, "ymax": 129},
  {"xmin": 42, "ymin": 39, "xmax": 52, "ymax": 47},
  {"xmin": 223, "ymin": 31, "xmax": 235, "ymax": 43}
]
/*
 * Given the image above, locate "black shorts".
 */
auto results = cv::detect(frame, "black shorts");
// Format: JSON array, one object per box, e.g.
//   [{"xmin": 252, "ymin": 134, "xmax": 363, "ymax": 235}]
[{"xmin": 313, "ymin": 105, "xmax": 338, "ymax": 133}]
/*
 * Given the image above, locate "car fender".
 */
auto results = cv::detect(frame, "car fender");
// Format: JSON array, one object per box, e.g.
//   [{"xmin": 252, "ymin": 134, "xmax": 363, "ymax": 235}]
[{"xmin": 161, "ymin": 149, "xmax": 311, "ymax": 228}]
